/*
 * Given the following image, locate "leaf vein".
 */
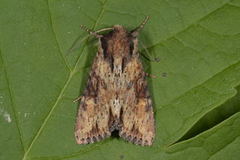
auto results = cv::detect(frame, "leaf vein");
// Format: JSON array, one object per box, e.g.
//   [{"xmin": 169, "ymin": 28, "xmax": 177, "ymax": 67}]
[
  {"xmin": 0, "ymin": 49, "xmax": 25, "ymax": 153},
  {"xmin": 21, "ymin": 0, "xmax": 108, "ymax": 159},
  {"xmin": 143, "ymin": 1, "xmax": 231, "ymax": 51},
  {"xmin": 163, "ymin": 60, "xmax": 240, "ymax": 144},
  {"xmin": 46, "ymin": 0, "xmax": 72, "ymax": 71}
]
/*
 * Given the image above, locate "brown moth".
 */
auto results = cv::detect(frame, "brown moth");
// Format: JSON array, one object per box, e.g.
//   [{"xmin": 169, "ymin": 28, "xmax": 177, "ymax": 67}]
[{"xmin": 74, "ymin": 16, "xmax": 155, "ymax": 146}]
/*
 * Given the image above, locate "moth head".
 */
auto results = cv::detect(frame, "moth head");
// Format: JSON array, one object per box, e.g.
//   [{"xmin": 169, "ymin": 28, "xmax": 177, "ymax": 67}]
[
  {"xmin": 112, "ymin": 25, "xmax": 129, "ymax": 38},
  {"xmin": 110, "ymin": 16, "xmax": 149, "ymax": 38},
  {"xmin": 99, "ymin": 17, "xmax": 149, "ymax": 57},
  {"xmin": 100, "ymin": 25, "xmax": 131, "ymax": 57}
]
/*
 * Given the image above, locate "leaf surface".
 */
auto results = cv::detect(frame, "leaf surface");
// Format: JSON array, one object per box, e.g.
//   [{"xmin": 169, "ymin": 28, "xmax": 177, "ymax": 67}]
[{"xmin": 0, "ymin": 0, "xmax": 240, "ymax": 159}]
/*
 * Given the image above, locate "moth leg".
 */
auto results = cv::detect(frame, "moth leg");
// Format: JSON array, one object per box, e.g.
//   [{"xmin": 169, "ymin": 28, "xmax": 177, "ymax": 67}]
[
  {"xmin": 139, "ymin": 41, "xmax": 160, "ymax": 62},
  {"xmin": 75, "ymin": 96, "xmax": 111, "ymax": 144},
  {"xmin": 73, "ymin": 96, "xmax": 82, "ymax": 103},
  {"xmin": 145, "ymin": 72, "xmax": 157, "ymax": 78}
]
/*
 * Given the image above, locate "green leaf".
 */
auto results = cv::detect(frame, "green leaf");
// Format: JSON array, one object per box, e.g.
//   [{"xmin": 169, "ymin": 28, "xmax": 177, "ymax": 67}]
[{"xmin": 1, "ymin": 0, "xmax": 240, "ymax": 160}]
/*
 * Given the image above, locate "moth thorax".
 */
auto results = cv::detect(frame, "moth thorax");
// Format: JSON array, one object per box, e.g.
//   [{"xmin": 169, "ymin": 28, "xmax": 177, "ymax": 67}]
[{"xmin": 113, "ymin": 57, "xmax": 122, "ymax": 74}]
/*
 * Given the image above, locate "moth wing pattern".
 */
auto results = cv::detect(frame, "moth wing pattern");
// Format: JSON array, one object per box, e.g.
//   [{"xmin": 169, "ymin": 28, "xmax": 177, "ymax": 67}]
[
  {"xmin": 75, "ymin": 53, "xmax": 112, "ymax": 144},
  {"xmin": 119, "ymin": 55, "xmax": 155, "ymax": 146},
  {"xmin": 75, "ymin": 16, "xmax": 155, "ymax": 146}
]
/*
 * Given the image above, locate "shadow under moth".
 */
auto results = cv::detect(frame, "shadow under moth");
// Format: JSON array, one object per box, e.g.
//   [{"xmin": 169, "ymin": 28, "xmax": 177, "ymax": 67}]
[{"xmin": 75, "ymin": 16, "xmax": 155, "ymax": 146}]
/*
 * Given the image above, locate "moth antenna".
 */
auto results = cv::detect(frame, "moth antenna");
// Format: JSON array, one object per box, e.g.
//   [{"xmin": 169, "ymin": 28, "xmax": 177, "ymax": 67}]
[
  {"xmin": 131, "ymin": 16, "xmax": 150, "ymax": 37},
  {"xmin": 95, "ymin": 27, "xmax": 114, "ymax": 34},
  {"xmin": 67, "ymin": 26, "xmax": 113, "ymax": 53},
  {"xmin": 80, "ymin": 25, "xmax": 113, "ymax": 38},
  {"xmin": 139, "ymin": 41, "xmax": 160, "ymax": 62},
  {"xmin": 80, "ymin": 25, "xmax": 102, "ymax": 38}
]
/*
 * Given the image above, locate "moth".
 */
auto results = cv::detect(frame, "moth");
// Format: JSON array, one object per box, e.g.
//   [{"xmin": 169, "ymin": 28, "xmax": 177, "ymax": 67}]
[{"xmin": 74, "ymin": 16, "xmax": 155, "ymax": 146}]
